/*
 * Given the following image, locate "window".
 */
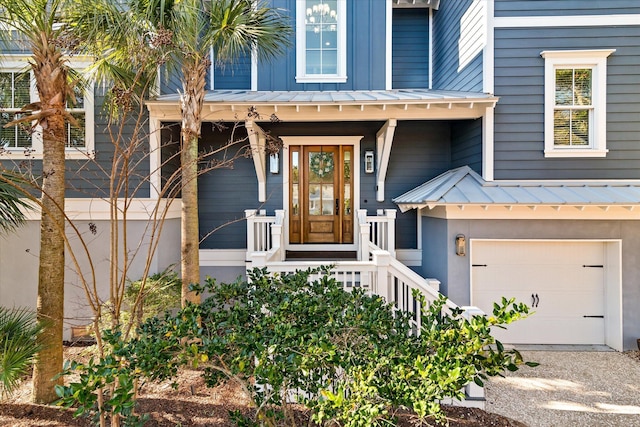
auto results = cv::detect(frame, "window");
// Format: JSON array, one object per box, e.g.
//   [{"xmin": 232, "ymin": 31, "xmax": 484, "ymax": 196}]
[
  {"xmin": 0, "ymin": 57, "xmax": 94, "ymax": 159},
  {"xmin": 0, "ymin": 71, "xmax": 31, "ymax": 149},
  {"xmin": 296, "ymin": 0, "xmax": 347, "ymax": 83},
  {"xmin": 541, "ymin": 49, "xmax": 615, "ymax": 158}
]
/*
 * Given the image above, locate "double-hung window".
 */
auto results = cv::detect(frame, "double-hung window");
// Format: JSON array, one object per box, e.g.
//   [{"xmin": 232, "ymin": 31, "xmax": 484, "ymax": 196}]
[
  {"xmin": 541, "ymin": 49, "xmax": 615, "ymax": 158},
  {"xmin": 296, "ymin": 0, "xmax": 347, "ymax": 83},
  {"xmin": 0, "ymin": 57, "xmax": 94, "ymax": 159},
  {"xmin": 0, "ymin": 70, "xmax": 32, "ymax": 149}
]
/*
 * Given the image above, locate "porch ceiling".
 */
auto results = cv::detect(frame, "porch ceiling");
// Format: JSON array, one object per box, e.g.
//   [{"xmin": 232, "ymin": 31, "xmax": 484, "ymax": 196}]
[
  {"xmin": 146, "ymin": 89, "xmax": 497, "ymax": 122},
  {"xmin": 393, "ymin": 166, "xmax": 640, "ymax": 213},
  {"xmin": 392, "ymin": 0, "xmax": 440, "ymax": 9}
]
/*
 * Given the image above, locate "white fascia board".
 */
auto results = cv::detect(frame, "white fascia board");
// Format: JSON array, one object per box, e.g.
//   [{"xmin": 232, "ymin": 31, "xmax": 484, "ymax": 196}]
[
  {"xmin": 421, "ymin": 204, "xmax": 640, "ymax": 220},
  {"xmin": 494, "ymin": 14, "xmax": 640, "ymax": 28}
]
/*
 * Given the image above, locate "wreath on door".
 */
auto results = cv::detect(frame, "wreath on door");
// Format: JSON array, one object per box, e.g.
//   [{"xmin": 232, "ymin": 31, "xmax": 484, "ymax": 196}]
[{"xmin": 310, "ymin": 152, "xmax": 334, "ymax": 178}]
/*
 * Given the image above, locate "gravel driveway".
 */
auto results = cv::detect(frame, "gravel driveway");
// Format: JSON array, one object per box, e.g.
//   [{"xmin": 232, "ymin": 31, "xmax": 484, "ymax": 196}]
[{"xmin": 486, "ymin": 348, "xmax": 640, "ymax": 427}]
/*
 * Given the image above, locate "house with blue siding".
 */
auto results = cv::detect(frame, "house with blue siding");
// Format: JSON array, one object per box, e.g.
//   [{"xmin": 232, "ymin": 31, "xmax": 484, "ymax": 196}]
[{"xmin": 2, "ymin": 0, "xmax": 640, "ymax": 357}]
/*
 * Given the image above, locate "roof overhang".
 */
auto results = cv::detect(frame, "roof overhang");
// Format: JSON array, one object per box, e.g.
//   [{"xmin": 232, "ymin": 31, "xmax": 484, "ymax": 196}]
[
  {"xmin": 392, "ymin": 0, "xmax": 440, "ymax": 9},
  {"xmin": 393, "ymin": 166, "xmax": 640, "ymax": 219},
  {"xmin": 146, "ymin": 89, "xmax": 497, "ymax": 122}
]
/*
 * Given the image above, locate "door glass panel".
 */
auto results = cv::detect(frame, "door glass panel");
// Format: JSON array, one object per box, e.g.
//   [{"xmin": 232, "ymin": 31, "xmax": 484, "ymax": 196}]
[
  {"xmin": 343, "ymin": 150, "xmax": 351, "ymax": 214},
  {"xmin": 292, "ymin": 150, "xmax": 299, "ymax": 215},
  {"xmin": 321, "ymin": 184, "xmax": 334, "ymax": 215},
  {"xmin": 308, "ymin": 184, "xmax": 321, "ymax": 215},
  {"xmin": 309, "ymin": 151, "xmax": 334, "ymax": 183}
]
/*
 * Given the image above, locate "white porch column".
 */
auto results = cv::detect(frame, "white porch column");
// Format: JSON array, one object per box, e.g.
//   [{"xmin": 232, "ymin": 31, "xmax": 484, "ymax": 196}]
[{"xmin": 149, "ymin": 117, "xmax": 162, "ymax": 198}]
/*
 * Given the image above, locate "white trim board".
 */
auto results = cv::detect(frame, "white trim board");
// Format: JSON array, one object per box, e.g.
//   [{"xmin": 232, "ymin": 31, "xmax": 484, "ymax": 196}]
[
  {"xmin": 20, "ymin": 198, "xmax": 181, "ymax": 221},
  {"xmin": 494, "ymin": 14, "xmax": 640, "ymax": 28},
  {"xmin": 422, "ymin": 205, "xmax": 640, "ymax": 220},
  {"xmin": 280, "ymin": 136, "xmax": 362, "ymax": 251}
]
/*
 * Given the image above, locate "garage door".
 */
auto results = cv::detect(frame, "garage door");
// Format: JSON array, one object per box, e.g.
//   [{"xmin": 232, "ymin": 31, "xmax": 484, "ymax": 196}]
[{"xmin": 471, "ymin": 241, "xmax": 605, "ymax": 345}]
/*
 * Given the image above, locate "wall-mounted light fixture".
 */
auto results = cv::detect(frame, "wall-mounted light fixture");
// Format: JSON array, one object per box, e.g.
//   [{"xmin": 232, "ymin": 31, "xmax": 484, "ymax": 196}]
[
  {"xmin": 455, "ymin": 234, "xmax": 466, "ymax": 256},
  {"xmin": 364, "ymin": 150, "xmax": 374, "ymax": 174},
  {"xmin": 270, "ymin": 153, "xmax": 279, "ymax": 174}
]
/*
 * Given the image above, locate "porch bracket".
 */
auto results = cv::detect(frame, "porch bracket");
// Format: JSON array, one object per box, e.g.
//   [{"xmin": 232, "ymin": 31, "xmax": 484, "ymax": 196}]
[
  {"xmin": 376, "ymin": 119, "xmax": 397, "ymax": 202},
  {"xmin": 246, "ymin": 120, "xmax": 267, "ymax": 202}
]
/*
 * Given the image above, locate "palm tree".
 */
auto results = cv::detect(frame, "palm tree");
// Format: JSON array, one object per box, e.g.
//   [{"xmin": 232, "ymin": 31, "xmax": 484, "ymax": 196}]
[
  {"xmin": 72, "ymin": 0, "xmax": 291, "ymax": 305},
  {"xmin": 0, "ymin": 0, "xmax": 74, "ymax": 403}
]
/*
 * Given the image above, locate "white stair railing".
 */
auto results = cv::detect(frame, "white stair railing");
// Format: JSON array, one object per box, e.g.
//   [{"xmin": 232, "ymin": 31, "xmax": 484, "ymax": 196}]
[{"xmin": 245, "ymin": 208, "xmax": 485, "ymax": 407}]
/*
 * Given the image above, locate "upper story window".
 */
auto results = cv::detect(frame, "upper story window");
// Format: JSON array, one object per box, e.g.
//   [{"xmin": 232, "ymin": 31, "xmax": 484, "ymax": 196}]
[
  {"xmin": 0, "ymin": 57, "xmax": 94, "ymax": 159},
  {"xmin": 296, "ymin": 0, "xmax": 347, "ymax": 83},
  {"xmin": 541, "ymin": 49, "xmax": 615, "ymax": 158}
]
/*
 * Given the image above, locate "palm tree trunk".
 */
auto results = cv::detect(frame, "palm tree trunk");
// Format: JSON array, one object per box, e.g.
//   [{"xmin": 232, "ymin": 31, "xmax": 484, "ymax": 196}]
[
  {"xmin": 180, "ymin": 59, "xmax": 208, "ymax": 306},
  {"xmin": 32, "ymin": 110, "xmax": 66, "ymax": 404}
]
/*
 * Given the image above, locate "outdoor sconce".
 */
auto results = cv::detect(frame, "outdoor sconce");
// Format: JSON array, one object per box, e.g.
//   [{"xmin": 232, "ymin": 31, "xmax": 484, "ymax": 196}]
[
  {"xmin": 364, "ymin": 150, "xmax": 374, "ymax": 174},
  {"xmin": 455, "ymin": 234, "xmax": 466, "ymax": 256},
  {"xmin": 270, "ymin": 153, "xmax": 279, "ymax": 174}
]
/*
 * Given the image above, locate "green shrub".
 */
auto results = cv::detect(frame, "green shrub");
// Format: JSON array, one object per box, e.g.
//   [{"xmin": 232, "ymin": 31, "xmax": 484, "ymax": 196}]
[
  {"xmin": 57, "ymin": 267, "xmax": 535, "ymax": 426},
  {"xmin": 0, "ymin": 306, "xmax": 44, "ymax": 398}
]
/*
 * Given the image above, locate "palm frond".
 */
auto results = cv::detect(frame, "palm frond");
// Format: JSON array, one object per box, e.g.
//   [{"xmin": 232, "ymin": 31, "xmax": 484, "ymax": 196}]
[
  {"xmin": 0, "ymin": 172, "xmax": 31, "ymax": 234},
  {"xmin": 0, "ymin": 306, "xmax": 44, "ymax": 398}
]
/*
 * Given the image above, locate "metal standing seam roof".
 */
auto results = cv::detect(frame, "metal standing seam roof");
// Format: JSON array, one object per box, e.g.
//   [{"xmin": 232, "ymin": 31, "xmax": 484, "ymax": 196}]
[
  {"xmin": 152, "ymin": 89, "xmax": 497, "ymax": 104},
  {"xmin": 392, "ymin": 166, "xmax": 640, "ymax": 212}
]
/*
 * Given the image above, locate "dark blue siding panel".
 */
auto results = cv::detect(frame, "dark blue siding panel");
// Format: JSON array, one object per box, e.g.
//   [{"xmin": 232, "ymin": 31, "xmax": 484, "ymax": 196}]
[
  {"xmin": 258, "ymin": 0, "xmax": 386, "ymax": 91},
  {"xmin": 212, "ymin": 50, "xmax": 251, "ymax": 90},
  {"xmin": 494, "ymin": 26, "xmax": 640, "ymax": 180},
  {"xmin": 392, "ymin": 8, "xmax": 429, "ymax": 89},
  {"xmin": 382, "ymin": 121, "xmax": 452, "ymax": 249},
  {"xmin": 195, "ymin": 120, "xmax": 463, "ymax": 250},
  {"xmin": 451, "ymin": 119, "xmax": 482, "ymax": 174},
  {"xmin": 495, "ymin": 0, "xmax": 640, "ymax": 17},
  {"xmin": 1, "ymin": 90, "xmax": 150, "ymax": 198},
  {"xmin": 159, "ymin": 65, "xmax": 182, "ymax": 94},
  {"xmin": 432, "ymin": 0, "xmax": 484, "ymax": 92}
]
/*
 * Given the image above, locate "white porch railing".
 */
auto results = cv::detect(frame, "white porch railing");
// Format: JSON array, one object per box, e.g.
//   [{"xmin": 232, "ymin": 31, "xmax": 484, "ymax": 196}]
[{"xmin": 244, "ymin": 208, "xmax": 485, "ymax": 406}]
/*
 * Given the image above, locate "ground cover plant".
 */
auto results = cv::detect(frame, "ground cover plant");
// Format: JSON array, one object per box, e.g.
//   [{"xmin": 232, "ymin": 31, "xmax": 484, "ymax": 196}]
[
  {"xmin": 0, "ymin": 307, "xmax": 44, "ymax": 398},
  {"xmin": 56, "ymin": 267, "xmax": 535, "ymax": 426}
]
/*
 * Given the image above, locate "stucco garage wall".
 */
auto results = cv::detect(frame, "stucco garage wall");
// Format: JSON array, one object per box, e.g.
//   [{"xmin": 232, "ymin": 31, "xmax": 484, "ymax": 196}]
[{"xmin": 0, "ymin": 217, "xmax": 180, "ymax": 339}]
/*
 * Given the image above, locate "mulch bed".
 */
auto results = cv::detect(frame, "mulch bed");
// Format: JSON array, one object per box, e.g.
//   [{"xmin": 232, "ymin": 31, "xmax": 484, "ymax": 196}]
[{"xmin": 16, "ymin": 346, "xmax": 639, "ymax": 426}]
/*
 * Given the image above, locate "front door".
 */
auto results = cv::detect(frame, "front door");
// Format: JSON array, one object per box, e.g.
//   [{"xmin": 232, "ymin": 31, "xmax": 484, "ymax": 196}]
[{"xmin": 289, "ymin": 145, "xmax": 353, "ymax": 244}]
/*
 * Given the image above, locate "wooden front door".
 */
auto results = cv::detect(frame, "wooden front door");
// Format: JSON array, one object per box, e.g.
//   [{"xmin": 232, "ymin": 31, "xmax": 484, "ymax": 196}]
[{"xmin": 289, "ymin": 145, "xmax": 353, "ymax": 244}]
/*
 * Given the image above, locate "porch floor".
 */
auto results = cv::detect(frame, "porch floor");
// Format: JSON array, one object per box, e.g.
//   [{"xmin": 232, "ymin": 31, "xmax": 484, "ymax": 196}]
[{"xmin": 285, "ymin": 250, "xmax": 358, "ymax": 261}]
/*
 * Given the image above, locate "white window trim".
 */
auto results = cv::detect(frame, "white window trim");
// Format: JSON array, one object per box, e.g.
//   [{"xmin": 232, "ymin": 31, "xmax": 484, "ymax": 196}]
[
  {"xmin": 0, "ymin": 55, "xmax": 94, "ymax": 160},
  {"xmin": 295, "ymin": 0, "xmax": 347, "ymax": 84},
  {"xmin": 541, "ymin": 49, "xmax": 615, "ymax": 158}
]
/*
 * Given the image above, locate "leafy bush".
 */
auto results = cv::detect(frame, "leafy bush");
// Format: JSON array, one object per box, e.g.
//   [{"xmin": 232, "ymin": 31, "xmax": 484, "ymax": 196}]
[
  {"xmin": 57, "ymin": 267, "xmax": 535, "ymax": 426},
  {"xmin": 0, "ymin": 306, "xmax": 44, "ymax": 398}
]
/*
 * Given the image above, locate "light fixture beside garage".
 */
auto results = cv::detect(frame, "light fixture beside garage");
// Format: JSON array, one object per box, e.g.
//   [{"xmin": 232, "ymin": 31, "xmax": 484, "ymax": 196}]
[{"xmin": 455, "ymin": 234, "xmax": 466, "ymax": 256}]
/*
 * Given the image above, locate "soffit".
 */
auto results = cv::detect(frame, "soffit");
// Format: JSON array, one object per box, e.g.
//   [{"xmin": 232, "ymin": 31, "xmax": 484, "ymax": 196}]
[{"xmin": 146, "ymin": 89, "xmax": 497, "ymax": 122}]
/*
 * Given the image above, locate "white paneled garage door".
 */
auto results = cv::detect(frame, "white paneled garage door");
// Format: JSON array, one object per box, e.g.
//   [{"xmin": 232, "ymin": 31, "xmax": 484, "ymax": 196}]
[{"xmin": 471, "ymin": 240, "xmax": 606, "ymax": 345}]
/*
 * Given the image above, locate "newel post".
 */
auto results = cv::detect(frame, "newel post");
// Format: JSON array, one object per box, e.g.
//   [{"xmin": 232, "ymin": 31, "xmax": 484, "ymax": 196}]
[
  {"xmin": 357, "ymin": 209, "xmax": 370, "ymax": 261},
  {"xmin": 245, "ymin": 209, "xmax": 257, "ymax": 259},
  {"xmin": 273, "ymin": 210, "xmax": 285, "ymax": 261},
  {"xmin": 384, "ymin": 209, "xmax": 396, "ymax": 257},
  {"xmin": 372, "ymin": 250, "xmax": 392, "ymax": 303}
]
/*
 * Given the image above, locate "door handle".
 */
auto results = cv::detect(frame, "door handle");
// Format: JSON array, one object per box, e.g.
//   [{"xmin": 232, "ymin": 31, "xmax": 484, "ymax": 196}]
[
  {"xmin": 531, "ymin": 293, "xmax": 539, "ymax": 308},
  {"xmin": 335, "ymin": 198, "xmax": 339, "ymax": 215}
]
